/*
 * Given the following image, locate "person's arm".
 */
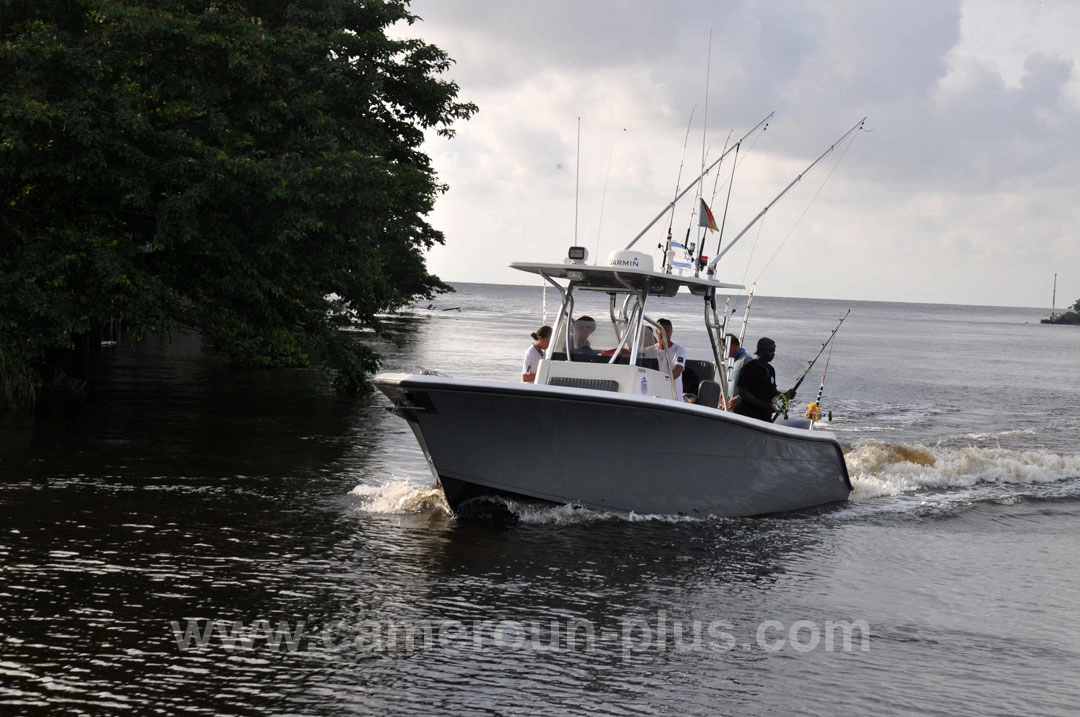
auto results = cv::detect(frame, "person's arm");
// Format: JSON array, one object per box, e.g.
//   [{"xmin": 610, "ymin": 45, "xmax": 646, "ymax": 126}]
[{"xmin": 670, "ymin": 346, "xmax": 686, "ymax": 379}]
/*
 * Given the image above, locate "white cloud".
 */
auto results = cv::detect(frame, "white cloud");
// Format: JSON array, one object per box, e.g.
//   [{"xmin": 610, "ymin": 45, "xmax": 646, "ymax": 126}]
[{"xmin": 403, "ymin": 0, "xmax": 1080, "ymax": 308}]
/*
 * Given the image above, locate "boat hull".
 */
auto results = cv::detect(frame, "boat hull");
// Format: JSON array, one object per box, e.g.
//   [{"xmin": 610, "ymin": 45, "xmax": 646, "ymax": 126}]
[{"xmin": 375, "ymin": 374, "xmax": 852, "ymax": 518}]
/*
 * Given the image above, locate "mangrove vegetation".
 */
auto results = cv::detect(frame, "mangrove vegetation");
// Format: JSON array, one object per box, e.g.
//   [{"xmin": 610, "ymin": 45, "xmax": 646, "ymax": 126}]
[{"xmin": 0, "ymin": 0, "xmax": 475, "ymax": 410}]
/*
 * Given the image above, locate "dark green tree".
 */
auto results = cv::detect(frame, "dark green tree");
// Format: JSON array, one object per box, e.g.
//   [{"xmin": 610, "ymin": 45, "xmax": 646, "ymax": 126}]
[{"xmin": 0, "ymin": 0, "xmax": 475, "ymax": 409}]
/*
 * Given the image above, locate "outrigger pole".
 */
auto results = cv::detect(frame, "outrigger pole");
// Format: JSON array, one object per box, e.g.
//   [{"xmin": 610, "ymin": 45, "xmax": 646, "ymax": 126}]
[
  {"xmin": 625, "ymin": 111, "xmax": 774, "ymax": 251},
  {"xmin": 791, "ymin": 309, "xmax": 851, "ymax": 393},
  {"xmin": 708, "ymin": 117, "xmax": 866, "ymax": 270}
]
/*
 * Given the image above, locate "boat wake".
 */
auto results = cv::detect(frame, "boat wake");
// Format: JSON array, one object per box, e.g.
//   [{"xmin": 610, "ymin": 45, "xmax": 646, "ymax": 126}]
[
  {"xmin": 350, "ymin": 481, "xmax": 711, "ymax": 524},
  {"xmin": 350, "ymin": 444, "xmax": 1080, "ymax": 524},
  {"xmin": 847, "ymin": 442, "xmax": 1080, "ymax": 500},
  {"xmin": 512, "ymin": 503, "xmax": 705, "ymax": 525},
  {"xmin": 350, "ymin": 481, "xmax": 453, "ymax": 516}
]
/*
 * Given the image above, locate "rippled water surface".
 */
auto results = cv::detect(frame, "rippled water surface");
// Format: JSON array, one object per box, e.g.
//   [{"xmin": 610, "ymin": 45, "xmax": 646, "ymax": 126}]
[{"xmin": 1, "ymin": 286, "xmax": 1079, "ymax": 716}]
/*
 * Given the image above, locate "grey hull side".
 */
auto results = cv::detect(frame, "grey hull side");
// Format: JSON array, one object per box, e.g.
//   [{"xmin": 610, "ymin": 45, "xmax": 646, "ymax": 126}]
[{"xmin": 376, "ymin": 375, "xmax": 852, "ymax": 518}]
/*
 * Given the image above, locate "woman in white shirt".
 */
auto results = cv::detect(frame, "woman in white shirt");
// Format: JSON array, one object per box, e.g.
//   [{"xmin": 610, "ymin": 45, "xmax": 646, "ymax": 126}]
[{"xmin": 521, "ymin": 325, "xmax": 553, "ymax": 382}]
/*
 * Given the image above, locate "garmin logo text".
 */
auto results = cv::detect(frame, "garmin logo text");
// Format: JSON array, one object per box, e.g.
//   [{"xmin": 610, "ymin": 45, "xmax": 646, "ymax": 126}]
[{"xmin": 609, "ymin": 257, "xmax": 639, "ymax": 267}]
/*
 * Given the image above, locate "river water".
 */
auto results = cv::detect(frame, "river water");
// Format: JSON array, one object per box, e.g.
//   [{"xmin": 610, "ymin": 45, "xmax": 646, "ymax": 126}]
[{"xmin": 1, "ymin": 283, "xmax": 1078, "ymax": 716}]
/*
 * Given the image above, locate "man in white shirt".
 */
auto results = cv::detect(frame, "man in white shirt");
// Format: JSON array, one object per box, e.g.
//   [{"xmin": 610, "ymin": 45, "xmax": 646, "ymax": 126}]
[{"xmin": 646, "ymin": 318, "xmax": 686, "ymax": 399}]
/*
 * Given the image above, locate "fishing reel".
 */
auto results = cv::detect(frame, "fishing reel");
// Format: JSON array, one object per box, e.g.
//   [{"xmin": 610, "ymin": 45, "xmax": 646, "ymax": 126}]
[{"xmin": 771, "ymin": 393, "xmax": 790, "ymax": 420}]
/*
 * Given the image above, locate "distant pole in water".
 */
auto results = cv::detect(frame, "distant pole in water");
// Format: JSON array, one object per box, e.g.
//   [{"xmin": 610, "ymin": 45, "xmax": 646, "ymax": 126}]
[{"xmin": 1051, "ymin": 272, "xmax": 1057, "ymax": 319}]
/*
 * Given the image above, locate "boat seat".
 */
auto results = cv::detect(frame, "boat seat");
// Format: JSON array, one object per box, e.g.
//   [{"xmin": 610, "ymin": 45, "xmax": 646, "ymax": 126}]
[
  {"xmin": 681, "ymin": 359, "xmax": 716, "ymax": 395},
  {"xmin": 695, "ymin": 380, "xmax": 722, "ymax": 409},
  {"xmin": 548, "ymin": 377, "xmax": 620, "ymax": 392}
]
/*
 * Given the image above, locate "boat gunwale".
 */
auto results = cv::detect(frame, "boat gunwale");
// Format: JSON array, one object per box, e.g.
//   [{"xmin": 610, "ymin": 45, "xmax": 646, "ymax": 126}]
[{"xmin": 374, "ymin": 372, "xmax": 848, "ymax": 448}]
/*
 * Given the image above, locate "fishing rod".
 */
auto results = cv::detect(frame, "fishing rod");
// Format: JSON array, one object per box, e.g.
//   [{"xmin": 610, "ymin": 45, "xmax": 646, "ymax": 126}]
[
  {"xmin": 806, "ymin": 324, "xmax": 839, "ymax": 425},
  {"xmin": 711, "ymin": 140, "xmax": 740, "ymax": 272},
  {"xmin": 722, "ymin": 285, "xmax": 754, "ymax": 408},
  {"xmin": 625, "ymin": 111, "xmax": 773, "ymax": 251},
  {"xmin": 737, "ymin": 283, "xmax": 756, "ymax": 346},
  {"xmin": 769, "ymin": 309, "xmax": 848, "ymax": 423},
  {"xmin": 703, "ymin": 293, "xmax": 729, "ymax": 409},
  {"xmin": 692, "ymin": 32, "xmax": 714, "ymax": 276},
  {"xmin": 709, "ymin": 130, "xmax": 734, "ymax": 208},
  {"xmin": 712, "ymin": 294, "xmax": 732, "ymax": 407},
  {"xmin": 697, "ymin": 130, "xmax": 734, "ymax": 275},
  {"xmin": 574, "ymin": 117, "xmax": 581, "ymax": 247},
  {"xmin": 594, "ymin": 148, "xmax": 613, "ymax": 263},
  {"xmin": 660, "ymin": 107, "xmax": 696, "ymax": 273},
  {"xmin": 708, "ymin": 117, "xmax": 866, "ymax": 270},
  {"xmin": 791, "ymin": 309, "xmax": 851, "ymax": 393}
]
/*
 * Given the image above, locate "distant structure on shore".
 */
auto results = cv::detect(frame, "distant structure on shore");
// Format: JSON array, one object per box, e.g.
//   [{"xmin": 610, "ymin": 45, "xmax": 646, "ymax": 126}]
[
  {"xmin": 1041, "ymin": 311, "xmax": 1079, "ymax": 325},
  {"xmin": 1041, "ymin": 274, "xmax": 1078, "ymax": 324}
]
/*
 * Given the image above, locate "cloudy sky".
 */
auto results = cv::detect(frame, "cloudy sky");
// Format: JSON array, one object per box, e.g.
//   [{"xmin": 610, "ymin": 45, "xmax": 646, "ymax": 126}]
[{"xmin": 397, "ymin": 0, "xmax": 1079, "ymax": 309}]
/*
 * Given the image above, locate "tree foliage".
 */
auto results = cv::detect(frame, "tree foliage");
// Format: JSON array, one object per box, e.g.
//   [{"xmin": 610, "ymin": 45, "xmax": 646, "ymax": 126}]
[{"xmin": 0, "ymin": 0, "xmax": 475, "ymax": 408}]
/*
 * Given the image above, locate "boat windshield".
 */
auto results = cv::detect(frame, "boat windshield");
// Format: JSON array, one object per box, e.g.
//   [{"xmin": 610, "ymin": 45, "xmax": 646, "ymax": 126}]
[{"xmin": 549, "ymin": 288, "xmax": 655, "ymax": 360}]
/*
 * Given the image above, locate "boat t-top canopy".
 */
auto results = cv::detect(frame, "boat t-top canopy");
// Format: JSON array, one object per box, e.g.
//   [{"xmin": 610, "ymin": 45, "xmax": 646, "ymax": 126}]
[
  {"xmin": 509, "ymin": 260, "xmax": 744, "ymax": 298},
  {"xmin": 513, "ymin": 248, "xmax": 746, "ymax": 392}
]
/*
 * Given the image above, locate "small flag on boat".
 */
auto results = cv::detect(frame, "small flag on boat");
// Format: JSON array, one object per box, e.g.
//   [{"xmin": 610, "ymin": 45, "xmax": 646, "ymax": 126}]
[
  {"xmin": 670, "ymin": 240, "xmax": 694, "ymax": 271},
  {"xmin": 699, "ymin": 198, "xmax": 718, "ymax": 232}
]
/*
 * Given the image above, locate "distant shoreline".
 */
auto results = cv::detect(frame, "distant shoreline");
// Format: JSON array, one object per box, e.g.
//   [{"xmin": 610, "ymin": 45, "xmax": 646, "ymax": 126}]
[{"xmin": 442, "ymin": 280, "xmax": 1060, "ymax": 313}]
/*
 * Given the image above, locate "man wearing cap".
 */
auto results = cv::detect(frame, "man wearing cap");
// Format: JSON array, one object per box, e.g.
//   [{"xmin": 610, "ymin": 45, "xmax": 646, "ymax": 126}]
[{"xmin": 731, "ymin": 337, "xmax": 796, "ymax": 421}]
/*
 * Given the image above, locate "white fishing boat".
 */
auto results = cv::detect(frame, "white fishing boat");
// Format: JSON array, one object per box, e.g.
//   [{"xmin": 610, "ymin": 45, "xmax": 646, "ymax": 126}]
[{"xmin": 375, "ymin": 118, "xmax": 864, "ymax": 518}]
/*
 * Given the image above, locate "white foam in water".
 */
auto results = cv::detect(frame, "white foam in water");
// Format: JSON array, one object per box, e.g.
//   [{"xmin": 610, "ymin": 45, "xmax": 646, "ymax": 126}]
[
  {"xmin": 349, "ymin": 483, "xmax": 708, "ymax": 524},
  {"xmin": 350, "ymin": 481, "xmax": 452, "ymax": 516},
  {"xmin": 515, "ymin": 503, "xmax": 706, "ymax": 525},
  {"xmin": 847, "ymin": 442, "xmax": 1080, "ymax": 500},
  {"xmin": 958, "ymin": 428, "xmax": 1039, "ymax": 442}
]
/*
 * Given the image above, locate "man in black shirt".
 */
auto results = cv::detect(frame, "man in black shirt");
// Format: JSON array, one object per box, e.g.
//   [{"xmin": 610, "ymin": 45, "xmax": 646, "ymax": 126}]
[{"xmin": 732, "ymin": 337, "xmax": 796, "ymax": 421}]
